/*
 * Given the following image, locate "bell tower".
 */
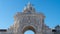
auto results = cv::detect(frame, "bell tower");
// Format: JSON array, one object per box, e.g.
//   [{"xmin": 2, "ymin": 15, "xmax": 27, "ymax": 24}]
[{"xmin": 10, "ymin": 2, "xmax": 52, "ymax": 34}]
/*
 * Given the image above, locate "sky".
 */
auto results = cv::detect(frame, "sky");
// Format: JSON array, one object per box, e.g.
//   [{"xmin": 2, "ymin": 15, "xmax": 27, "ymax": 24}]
[
  {"xmin": 0, "ymin": 0, "xmax": 60, "ymax": 32},
  {"xmin": 24, "ymin": 30, "xmax": 34, "ymax": 34}
]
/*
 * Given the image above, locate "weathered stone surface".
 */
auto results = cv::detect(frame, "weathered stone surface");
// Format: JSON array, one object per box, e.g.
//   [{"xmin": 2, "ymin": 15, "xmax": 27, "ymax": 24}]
[{"xmin": 0, "ymin": 2, "xmax": 60, "ymax": 34}]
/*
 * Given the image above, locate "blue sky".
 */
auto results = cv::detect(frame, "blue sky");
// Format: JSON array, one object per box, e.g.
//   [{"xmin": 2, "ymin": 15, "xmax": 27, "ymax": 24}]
[
  {"xmin": 24, "ymin": 30, "xmax": 34, "ymax": 34},
  {"xmin": 0, "ymin": 0, "xmax": 60, "ymax": 29}
]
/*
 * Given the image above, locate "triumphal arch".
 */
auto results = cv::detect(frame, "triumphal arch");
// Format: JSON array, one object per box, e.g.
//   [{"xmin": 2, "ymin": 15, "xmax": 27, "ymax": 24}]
[{"xmin": 0, "ymin": 2, "xmax": 54, "ymax": 34}]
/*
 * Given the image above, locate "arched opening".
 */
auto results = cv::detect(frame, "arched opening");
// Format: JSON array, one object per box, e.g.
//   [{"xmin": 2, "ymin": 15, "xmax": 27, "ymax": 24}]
[
  {"xmin": 24, "ymin": 30, "xmax": 35, "ymax": 34},
  {"xmin": 23, "ymin": 26, "xmax": 36, "ymax": 34}
]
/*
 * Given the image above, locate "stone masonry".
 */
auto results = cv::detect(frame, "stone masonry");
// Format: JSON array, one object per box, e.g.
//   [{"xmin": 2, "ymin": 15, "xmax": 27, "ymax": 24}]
[{"xmin": 0, "ymin": 2, "xmax": 60, "ymax": 34}]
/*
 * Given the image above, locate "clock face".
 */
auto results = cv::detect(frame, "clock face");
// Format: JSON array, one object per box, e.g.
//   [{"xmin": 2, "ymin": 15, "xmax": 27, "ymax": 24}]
[{"xmin": 27, "ymin": 11, "xmax": 31, "ymax": 14}]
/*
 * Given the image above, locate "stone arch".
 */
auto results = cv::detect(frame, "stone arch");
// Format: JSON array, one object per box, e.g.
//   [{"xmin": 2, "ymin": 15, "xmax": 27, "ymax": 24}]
[{"xmin": 22, "ymin": 26, "xmax": 36, "ymax": 34}]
